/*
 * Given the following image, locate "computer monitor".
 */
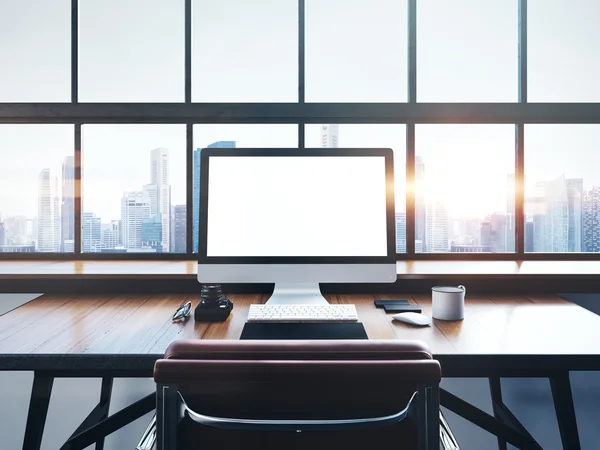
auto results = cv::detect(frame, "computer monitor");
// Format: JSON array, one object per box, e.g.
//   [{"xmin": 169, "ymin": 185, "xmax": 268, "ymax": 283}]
[{"xmin": 197, "ymin": 148, "xmax": 396, "ymax": 305}]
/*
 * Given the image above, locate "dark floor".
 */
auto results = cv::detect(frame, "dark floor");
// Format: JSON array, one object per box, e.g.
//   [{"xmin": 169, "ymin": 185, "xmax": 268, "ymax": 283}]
[
  {"xmin": 441, "ymin": 293, "xmax": 600, "ymax": 450},
  {"xmin": 0, "ymin": 293, "xmax": 599, "ymax": 449}
]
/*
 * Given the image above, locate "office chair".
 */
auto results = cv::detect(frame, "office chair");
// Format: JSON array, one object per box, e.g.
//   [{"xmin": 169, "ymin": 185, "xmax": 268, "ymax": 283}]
[{"xmin": 154, "ymin": 340, "xmax": 442, "ymax": 450}]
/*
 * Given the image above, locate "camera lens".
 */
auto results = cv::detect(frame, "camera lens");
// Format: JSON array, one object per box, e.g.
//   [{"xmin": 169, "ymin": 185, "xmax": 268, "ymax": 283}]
[{"xmin": 201, "ymin": 284, "xmax": 222, "ymax": 303}]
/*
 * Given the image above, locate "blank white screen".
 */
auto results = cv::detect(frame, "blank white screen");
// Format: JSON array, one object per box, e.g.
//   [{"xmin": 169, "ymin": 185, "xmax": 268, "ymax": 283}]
[{"xmin": 206, "ymin": 156, "xmax": 388, "ymax": 257}]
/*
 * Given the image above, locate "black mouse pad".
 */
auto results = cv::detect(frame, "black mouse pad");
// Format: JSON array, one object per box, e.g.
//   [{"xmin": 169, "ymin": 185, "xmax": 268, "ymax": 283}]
[{"xmin": 240, "ymin": 323, "xmax": 368, "ymax": 340}]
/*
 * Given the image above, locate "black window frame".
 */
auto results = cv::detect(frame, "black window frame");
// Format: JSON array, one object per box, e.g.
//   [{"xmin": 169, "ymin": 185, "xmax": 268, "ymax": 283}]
[{"xmin": 1, "ymin": 0, "xmax": 599, "ymax": 261}]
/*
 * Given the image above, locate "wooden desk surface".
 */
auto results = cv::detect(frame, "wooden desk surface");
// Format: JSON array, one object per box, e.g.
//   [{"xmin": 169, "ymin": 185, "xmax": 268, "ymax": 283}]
[{"xmin": 1, "ymin": 294, "xmax": 600, "ymax": 376}]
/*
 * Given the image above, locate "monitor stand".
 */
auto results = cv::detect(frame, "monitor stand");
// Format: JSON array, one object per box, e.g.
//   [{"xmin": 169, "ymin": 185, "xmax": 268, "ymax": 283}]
[{"xmin": 266, "ymin": 283, "xmax": 329, "ymax": 305}]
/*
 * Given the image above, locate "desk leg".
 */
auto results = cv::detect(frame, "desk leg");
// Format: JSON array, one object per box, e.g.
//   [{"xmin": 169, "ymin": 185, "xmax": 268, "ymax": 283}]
[
  {"xmin": 95, "ymin": 377, "xmax": 113, "ymax": 450},
  {"xmin": 22, "ymin": 372, "xmax": 54, "ymax": 450},
  {"xmin": 440, "ymin": 388, "xmax": 542, "ymax": 450},
  {"xmin": 489, "ymin": 377, "xmax": 507, "ymax": 450},
  {"xmin": 550, "ymin": 373, "xmax": 581, "ymax": 450}
]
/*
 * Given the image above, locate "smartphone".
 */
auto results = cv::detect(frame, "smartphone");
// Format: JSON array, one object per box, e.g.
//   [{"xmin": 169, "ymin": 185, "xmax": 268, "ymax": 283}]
[
  {"xmin": 383, "ymin": 304, "xmax": 422, "ymax": 313},
  {"xmin": 374, "ymin": 299, "xmax": 410, "ymax": 308}
]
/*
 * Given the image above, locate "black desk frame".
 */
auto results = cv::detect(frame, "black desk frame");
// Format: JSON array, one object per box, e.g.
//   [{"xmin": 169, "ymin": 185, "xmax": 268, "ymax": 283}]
[
  {"xmin": 6, "ymin": 354, "xmax": 597, "ymax": 450},
  {"xmin": 22, "ymin": 369, "xmax": 153, "ymax": 450}
]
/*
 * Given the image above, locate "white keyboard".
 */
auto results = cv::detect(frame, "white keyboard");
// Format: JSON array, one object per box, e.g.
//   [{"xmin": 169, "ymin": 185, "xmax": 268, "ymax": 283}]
[{"xmin": 247, "ymin": 304, "xmax": 359, "ymax": 323}]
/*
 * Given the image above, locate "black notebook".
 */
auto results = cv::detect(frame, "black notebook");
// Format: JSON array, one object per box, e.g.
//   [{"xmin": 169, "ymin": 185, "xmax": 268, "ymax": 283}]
[{"xmin": 240, "ymin": 322, "xmax": 368, "ymax": 340}]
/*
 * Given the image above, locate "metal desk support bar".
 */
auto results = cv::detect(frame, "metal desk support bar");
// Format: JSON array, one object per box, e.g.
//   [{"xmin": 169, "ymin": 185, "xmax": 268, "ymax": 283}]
[
  {"xmin": 22, "ymin": 372, "xmax": 54, "ymax": 450},
  {"xmin": 550, "ymin": 372, "xmax": 581, "ymax": 450},
  {"xmin": 60, "ymin": 391, "xmax": 155, "ymax": 450},
  {"xmin": 489, "ymin": 377, "xmax": 539, "ymax": 450},
  {"xmin": 489, "ymin": 377, "xmax": 507, "ymax": 450},
  {"xmin": 19, "ymin": 372, "xmax": 153, "ymax": 450},
  {"xmin": 96, "ymin": 377, "xmax": 113, "ymax": 450},
  {"xmin": 440, "ymin": 388, "xmax": 542, "ymax": 450}
]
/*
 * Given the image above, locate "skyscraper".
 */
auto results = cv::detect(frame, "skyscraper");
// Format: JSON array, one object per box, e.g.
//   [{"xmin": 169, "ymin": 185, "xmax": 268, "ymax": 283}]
[
  {"xmin": 143, "ymin": 184, "xmax": 158, "ymax": 216},
  {"xmin": 566, "ymin": 178, "xmax": 583, "ymax": 252},
  {"xmin": 101, "ymin": 220, "xmax": 121, "ymax": 250},
  {"xmin": 532, "ymin": 175, "xmax": 581, "ymax": 252},
  {"xmin": 193, "ymin": 141, "xmax": 236, "ymax": 251},
  {"xmin": 415, "ymin": 240, "xmax": 423, "ymax": 252},
  {"xmin": 489, "ymin": 213, "xmax": 508, "ymax": 252},
  {"xmin": 426, "ymin": 200, "xmax": 449, "ymax": 252},
  {"xmin": 583, "ymin": 186, "xmax": 600, "ymax": 252},
  {"xmin": 480, "ymin": 219, "xmax": 491, "ymax": 247},
  {"xmin": 174, "ymin": 204, "xmax": 186, "ymax": 253},
  {"xmin": 0, "ymin": 219, "xmax": 5, "ymax": 246},
  {"xmin": 82, "ymin": 212, "xmax": 102, "ymax": 253},
  {"xmin": 452, "ymin": 217, "xmax": 482, "ymax": 246},
  {"xmin": 4, "ymin": 216, "xmax": 29, "ymax": 246},
  {"xmin": 121, "ymin": 191, "xmax": 151, "ymax": 249},
  {"xmin": 532, "ymin": 177, "xmax": 568, "ymax": 252},
  {"xmin": 525, "ymin": 221, "xmax": 534, "ymax": 252},
  {"xmin": 37, "ymin": 169, "xmax": 60, "ymax": 252},
  {"xmin": 61, "ymin": 156, "xmax": 74, "ymax": 252},
  {"xmin": 320, "ymin": 125, "xmax": 339, "ymax": 148},
  {"xmin": 415, "ymin": 156, "xmax": 426, "ymax": 252},
  {"xmin": 506, "ymin": 173, "xmax": 516, "ymax": 253},
  {"xmin": 141, "ymin": 214, "xmax": 163, "ymax": 251},
  {"xmin": 395, "ymin": 212, "xmax": 406, "ymax": 253},
  {"xmin": 148, "ymin": 148, "xmax": 170, "ymax": 252}
]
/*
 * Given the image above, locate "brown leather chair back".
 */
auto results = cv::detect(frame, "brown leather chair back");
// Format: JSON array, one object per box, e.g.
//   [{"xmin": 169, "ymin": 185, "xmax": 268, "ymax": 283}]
[{"xmin": 154, "ymin": 340, "xmax": 441, "ymax": 450}]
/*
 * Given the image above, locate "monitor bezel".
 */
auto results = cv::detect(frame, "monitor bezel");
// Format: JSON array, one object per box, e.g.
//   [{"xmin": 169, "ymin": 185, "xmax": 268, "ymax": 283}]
[{"xmin": 198, "ymin": 148, "xmax": 396, "ymax": 264}]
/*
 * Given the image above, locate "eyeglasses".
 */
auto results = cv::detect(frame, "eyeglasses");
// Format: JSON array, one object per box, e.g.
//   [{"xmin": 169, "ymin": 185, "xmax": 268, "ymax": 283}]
[{"xmin": 172, "ymin": 301, "xmax": 192, "ymax": 322}]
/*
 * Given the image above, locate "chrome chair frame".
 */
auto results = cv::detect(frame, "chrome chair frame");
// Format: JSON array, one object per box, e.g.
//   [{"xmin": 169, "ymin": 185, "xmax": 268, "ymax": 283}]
[{"xmin": 156, "ymin": 381, "xmax": 440, "ymax": 450}]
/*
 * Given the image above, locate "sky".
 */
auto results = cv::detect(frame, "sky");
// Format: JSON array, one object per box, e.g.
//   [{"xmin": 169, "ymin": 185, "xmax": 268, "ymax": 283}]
[
  {"xmin": 2, "ymin": 0, "xmax": 600, "ymax": 223},
  {"xmin": 82, "ymin": 125, "xmax": 186, "ymax": 221}
]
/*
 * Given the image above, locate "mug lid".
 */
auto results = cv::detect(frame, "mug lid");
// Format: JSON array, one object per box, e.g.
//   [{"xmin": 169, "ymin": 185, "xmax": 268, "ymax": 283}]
[{"xmin": 431, "ymin": 286, "xmax": 464, "ymax": 293}]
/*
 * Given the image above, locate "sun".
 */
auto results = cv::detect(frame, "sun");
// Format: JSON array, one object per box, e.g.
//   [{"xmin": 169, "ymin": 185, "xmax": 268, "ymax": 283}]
[{"xmin": 420, "ymin": 168, "xmax": 510, "ymax": 219}]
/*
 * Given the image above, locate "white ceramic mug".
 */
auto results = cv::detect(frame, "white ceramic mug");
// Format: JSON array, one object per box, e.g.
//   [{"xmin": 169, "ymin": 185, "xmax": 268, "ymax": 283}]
[{"xmin": 431, "ymin": 285, "xmax": 466, "ymax": 321}]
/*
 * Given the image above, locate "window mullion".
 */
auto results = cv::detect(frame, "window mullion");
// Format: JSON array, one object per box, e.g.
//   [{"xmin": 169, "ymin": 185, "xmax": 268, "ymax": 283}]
[
  {"xmin": 185, "ymin": 0, "xmax": 192, "ymax": 103},
  {"xmin": 74, "ymin": 123, "xmax": 82, "ymax": 255},
  {"xmin": 516, "ymin": 0, "xmax": 527, "ymax": 256},
  {"xmin": 405, "ymin": 0, "xmax": 417, "ymax": 256},
  {"xmin": 71, "ymin": 0, "xmax": 78, "ymax": 103}
]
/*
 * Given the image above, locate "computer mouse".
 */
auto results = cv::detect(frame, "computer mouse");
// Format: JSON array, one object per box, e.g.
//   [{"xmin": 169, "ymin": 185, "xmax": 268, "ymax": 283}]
[{"xmin": 392, "ymin": 312, "xmax": 432, "ymax": 327}]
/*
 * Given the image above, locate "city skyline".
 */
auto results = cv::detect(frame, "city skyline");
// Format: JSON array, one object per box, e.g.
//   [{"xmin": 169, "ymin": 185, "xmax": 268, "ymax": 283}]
[
  {"xmin": 3, "ymin": 125, "xmax": 600, "ymax": 253},
  {"xmin": 0, "ymin": 146, "xmax": 187, "ymax": 253},
  {"xmin": 4, "ymin": 161, "xmax": 600, "ymax": 253}
]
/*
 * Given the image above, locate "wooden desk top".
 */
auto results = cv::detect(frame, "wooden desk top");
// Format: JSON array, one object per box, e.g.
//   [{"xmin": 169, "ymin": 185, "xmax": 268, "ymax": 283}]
[{"xmin": 1, "ymin": 294, "xmax": 599, "ymax": 377}]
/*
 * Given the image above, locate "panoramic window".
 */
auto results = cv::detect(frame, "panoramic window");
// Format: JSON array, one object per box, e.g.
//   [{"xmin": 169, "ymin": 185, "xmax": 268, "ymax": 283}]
[
  {"xmin": 0, "ymin": 0, "xmax": 70, "ymax": 102},
  {"xmin": 0, "ymin": 125, "xmax": 74, "ymax": 253},
  {"xmin": 529, "ymin": 0, "xmax": 600, "ymax": 102},
  {"xmin": 192, "ymin": 0, "xmax": 297, "ymax": 102},
  {"xmin": 82, "ymin": 125, "xmax": 186, "ymax": 253},
  {"xmin": 305, "ymin": 0, "xmax": 407, "ymax": 102},
  {"xmin": 525, "ymin": 125, "xmax": 600, "ymax": 253},
  {"xmin": 0, "ymin": 1, "xmax": 598, "ymax": 261},
  {"xmin": 417, "ymin": 0, "xmax": 518, "ymax": 102},
  {"xmin": 415, "ymin": 125, "xmax": 515, "ymax": 253},
  {"xmin": 79, "ymin": 0, "xmax": 184, "ymax": 102}
]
